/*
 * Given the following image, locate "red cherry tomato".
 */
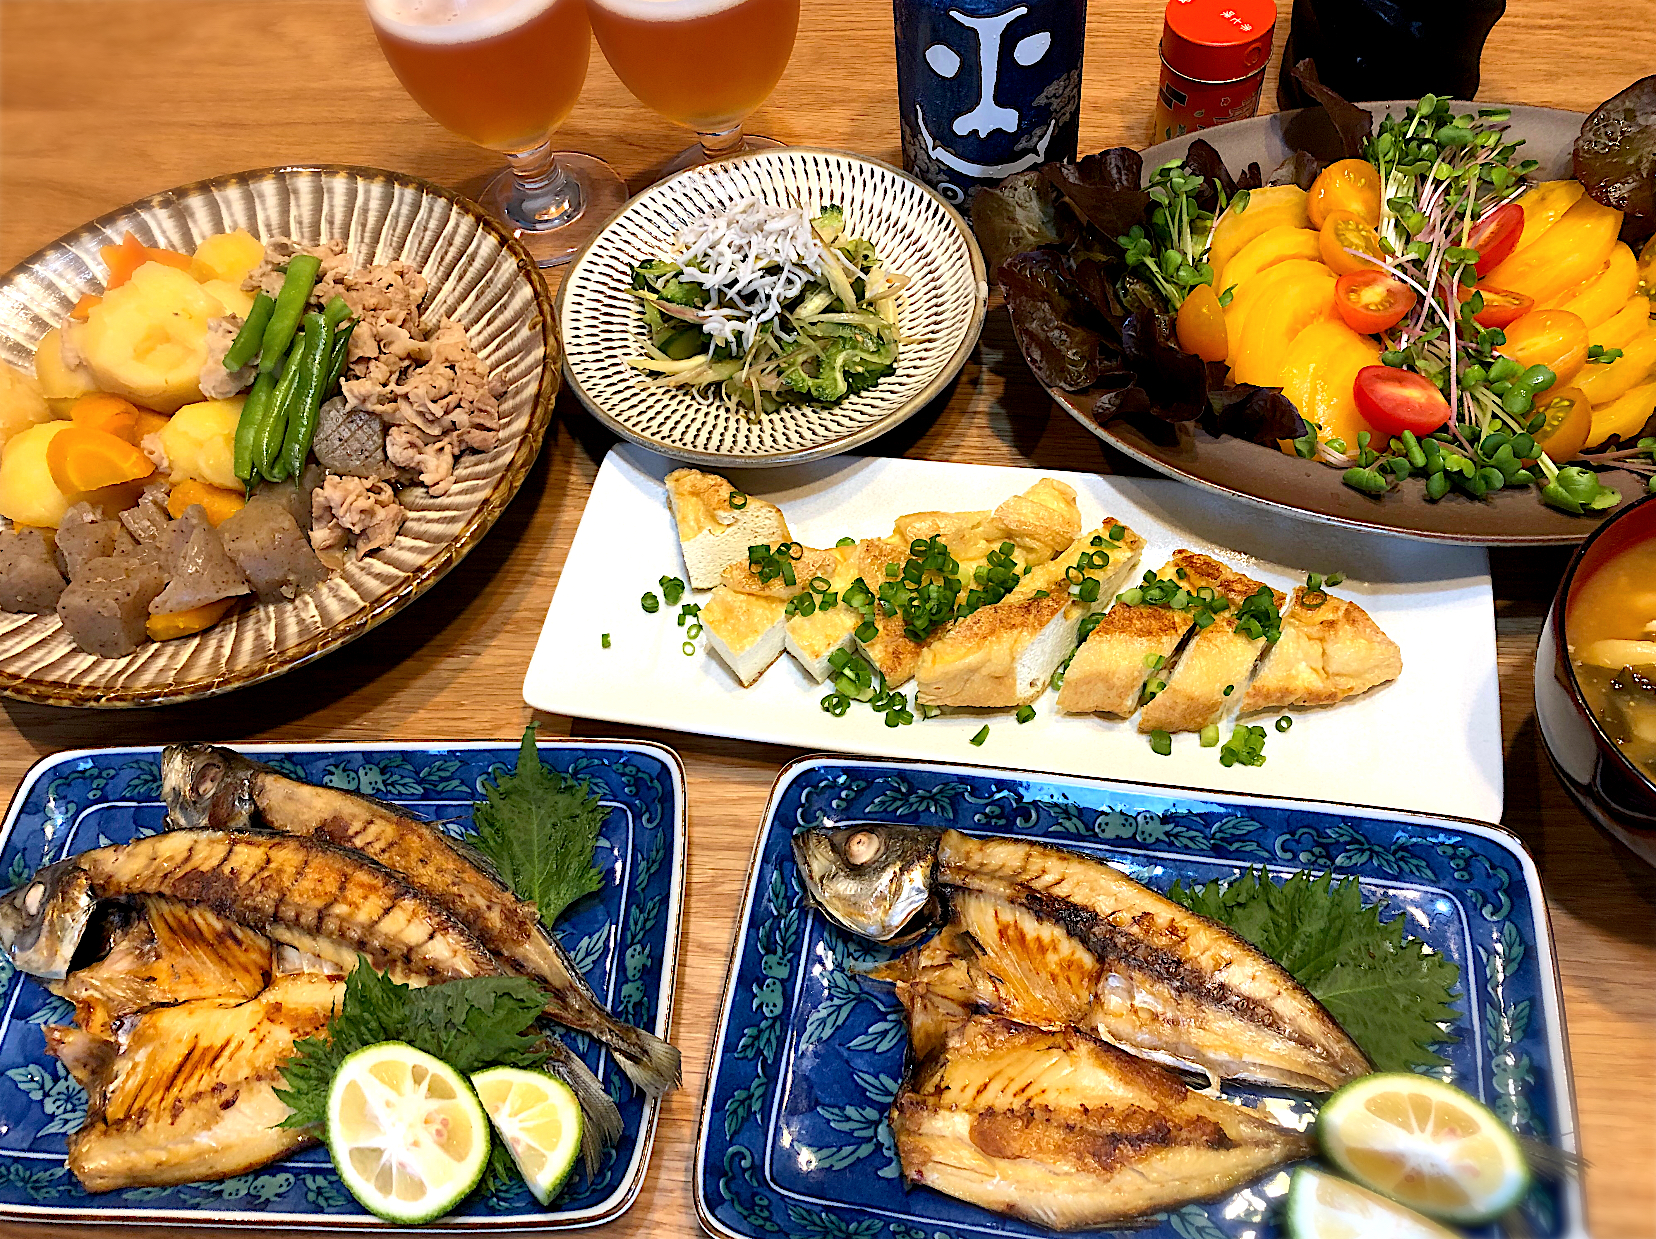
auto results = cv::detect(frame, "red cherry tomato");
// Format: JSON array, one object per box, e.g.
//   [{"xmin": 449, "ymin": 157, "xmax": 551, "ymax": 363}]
[
  {"xmin": 1467, "ymin": 203, "xmax": 1524, "ymax": 277},
  {"xmin": 1466, "ymin": 284, "xmax": 1535, "ymax": 329},
  {"xmin": 1334, "ymin": 269, "xmax": 1418, "ymax": 335},
  {"xmin": 1353, "ymin": 366, "xmax": 1452, "ymax": 437}
]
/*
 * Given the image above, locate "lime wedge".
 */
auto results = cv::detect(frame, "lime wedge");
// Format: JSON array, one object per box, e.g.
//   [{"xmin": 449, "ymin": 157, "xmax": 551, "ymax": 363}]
[
  {"xmin": 1316, "ymin": 1072, "xmax": 1530, "ymax": 1224},
  {"xmin": 471, "ymin": 1065, "xmax": 584, "ymax": 1206},
  {"xmin": 325, "ymin": 1041, "xmax": 489, "ymax": 1224},
  {"xmin": 1286, "ymin": 1166, "xmax": 1463, "ymax": 1239}
]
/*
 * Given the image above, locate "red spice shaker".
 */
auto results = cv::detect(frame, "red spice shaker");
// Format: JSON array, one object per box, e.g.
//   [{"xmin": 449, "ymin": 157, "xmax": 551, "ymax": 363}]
[{"xmin": 1151, "ymin": 0, "xmax": 1278, "ymax": 143}]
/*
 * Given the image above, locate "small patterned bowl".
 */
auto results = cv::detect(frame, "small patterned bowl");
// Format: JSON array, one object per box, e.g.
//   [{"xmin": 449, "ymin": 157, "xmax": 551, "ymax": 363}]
[
  {"xmin": 0, "ymin": 165, "xmax": 558, "ymax": 709},
  {"xmin": 556, "ymin": 148, "xmax": 988, "ymax": 467}
]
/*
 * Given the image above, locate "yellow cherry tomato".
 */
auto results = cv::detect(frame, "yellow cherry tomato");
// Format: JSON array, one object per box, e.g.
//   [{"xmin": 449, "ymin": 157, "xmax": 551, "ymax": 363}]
[
  {"xmin": 1527, "ymin": 386, "xmax": 1592, "ymax": 464},
  {"xmin": 1307, "ymin": 159, "xmax": 1382, "ymax": 230},
  {"xmin": 1499, "ymin": 309, "xmax": 1590, "ymax": 388},
  {"xmin": 1318, "ymin": 211, "xmax": 1386, "ymax": 277},
  {"xmin": 1176, "ymin": 283, "xmax": 1228, "ymax": 363}
]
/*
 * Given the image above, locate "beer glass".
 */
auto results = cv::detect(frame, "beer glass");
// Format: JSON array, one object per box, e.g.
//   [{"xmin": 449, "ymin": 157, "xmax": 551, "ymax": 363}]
[
  {"xmin": 368, "ymin": 0, "xmax": 627, "ymax": 266},
  {"xmin": 586, "ymin": 0, "xmax": 800, "ymax": 176}
]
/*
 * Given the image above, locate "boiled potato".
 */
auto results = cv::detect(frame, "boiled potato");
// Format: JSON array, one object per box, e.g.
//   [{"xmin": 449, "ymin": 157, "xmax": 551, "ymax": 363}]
[
  {"xmin": 189, "ymin": 229, "xmax": 265, "ymax": 286},
  {"xmin": 157, "ymin": 396, "xmax": 243, "ymax": 490},
  {"xmin": 32, "ymin": 328, "xmax": 98, "ymax": 416},
  {"xmin": 0, "ymin": 421, "xmax": 76, "ymax": 527},
  {"xmin": 76, "ymin": 262, "xmax": 219, "ymax": 412},
  {"xmin": 0, "ymin": 362, "xmax": 53, "ymax": 449},
  {"xmin": 199, "ymin": 279, "xmax": 255, "ymax": 320}
]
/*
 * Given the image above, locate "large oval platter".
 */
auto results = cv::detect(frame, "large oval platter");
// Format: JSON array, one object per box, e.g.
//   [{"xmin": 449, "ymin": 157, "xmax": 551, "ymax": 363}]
[
  {"xmin": 1043, "ymin": 103, "xmax": 1648, "ymax": 546},
  {"xmin": 557, "ymin": 147, "xmax": 989, "ymax": 468},
  {"xmin": 0, "ymin": 166, "xmax": 558, "ymax": 707}
]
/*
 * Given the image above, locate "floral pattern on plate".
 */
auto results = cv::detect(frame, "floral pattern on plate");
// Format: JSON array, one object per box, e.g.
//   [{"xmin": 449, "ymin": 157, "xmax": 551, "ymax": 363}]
[
  {"xmin": 695, "ymin": 758, "xmax": 1585, "ymax": 1239},
  {"xmin": 0, "ymin": 740, "xmax": 684, "ymax": 1230}
]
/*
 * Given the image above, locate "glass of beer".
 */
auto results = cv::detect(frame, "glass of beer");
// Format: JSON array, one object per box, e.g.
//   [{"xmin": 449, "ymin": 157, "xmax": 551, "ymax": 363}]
[
  {"xmin": 586, "ymin": 0, "xmax": 800, "ymax": 176},
  {"xmin": 368, "ymin": 0, "xmax": 627, "ymax": 266}
]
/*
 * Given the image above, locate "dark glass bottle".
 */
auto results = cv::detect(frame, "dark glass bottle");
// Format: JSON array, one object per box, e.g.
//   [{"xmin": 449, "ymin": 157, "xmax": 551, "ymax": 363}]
[{"xmin": 1277, "ymin": 0, "xmax": 1507, "ymax": 108}]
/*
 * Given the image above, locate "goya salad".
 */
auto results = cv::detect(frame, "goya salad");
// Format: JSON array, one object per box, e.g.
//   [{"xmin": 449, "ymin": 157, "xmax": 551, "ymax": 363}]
[{"xmin": 627, "ymin": 198, "xmax": 910, "ymax": 419}]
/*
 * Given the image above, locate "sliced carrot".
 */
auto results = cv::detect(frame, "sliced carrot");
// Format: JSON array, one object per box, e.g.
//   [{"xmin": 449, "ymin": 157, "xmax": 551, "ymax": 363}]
[
  {"xmin": 100, "ymin": 232, "xmax": 192, "ymax": 290},
  {"xmin": 167, "ymin": 478, "xmax": 245, "ymax": 526},
  {"xmin": 45, "ymin": 425, "xmax": 155, "ymax": 494},
  {"xmin": 69, "ymin": 393, "xmax": 142, "ymax": 443},
  {"xmin": 132, "ymin": 409, "xmax": 171, "ymax": 441},
  {"xmin": 146, "ymin": 597, "xmax": 235, "ymax": 642},
  {"xmin": 69, "ymin": 293, "xmax": 103, "ymax": 321}
]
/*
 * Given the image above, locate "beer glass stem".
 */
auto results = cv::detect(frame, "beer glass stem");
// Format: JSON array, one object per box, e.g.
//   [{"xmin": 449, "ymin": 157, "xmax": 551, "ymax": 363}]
[
  {"xmin": 696, "ymin": 124, "xmax": 748, "ymax": 161},
  {"xmin": 498, "ymin": 138, "xmax": 584, "ymax": 233}
]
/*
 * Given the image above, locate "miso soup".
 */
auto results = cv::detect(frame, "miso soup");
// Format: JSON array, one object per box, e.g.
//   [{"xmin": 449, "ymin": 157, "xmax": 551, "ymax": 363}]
[{"xmin": 1569, "ymin": 537, "xmax": 1656, "ymax": 779}]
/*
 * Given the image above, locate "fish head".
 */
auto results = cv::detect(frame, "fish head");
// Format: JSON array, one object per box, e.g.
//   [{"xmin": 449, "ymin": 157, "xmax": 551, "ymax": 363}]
[
  {"xmin": 161, "ymin": 744, "xmax": 258, "ymax": 832},
  {"xmin": 791, "ymin": 824, "xmax": 941, "ymax": 944},
  {"xmin": 0, "ymin": 860, "xmax": 96, "ymax": 979}
]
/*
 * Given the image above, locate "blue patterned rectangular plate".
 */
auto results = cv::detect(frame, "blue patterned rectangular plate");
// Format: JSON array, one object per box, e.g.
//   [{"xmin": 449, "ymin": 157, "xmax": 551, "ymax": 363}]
[
  {"xmin": 696, "ymin": 757, "xmax": 1585, "ymax": 1239},
  {"xmin": 0, "ymin": 740, "xmax": 685, "ymax": 1231}
]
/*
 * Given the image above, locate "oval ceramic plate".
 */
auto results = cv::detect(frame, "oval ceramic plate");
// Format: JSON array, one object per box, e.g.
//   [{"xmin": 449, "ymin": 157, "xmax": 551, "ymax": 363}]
[
  {"xmin": 0, "ymin": 165, "xmax": 558, "ymax": 707},
  {"xmin": 557, "ymin": 147, "xmax": 988, "ymax": 467},
  {"xmin": 1042, "ymin": 103, "xmax": 1647, "ymax": 546}
]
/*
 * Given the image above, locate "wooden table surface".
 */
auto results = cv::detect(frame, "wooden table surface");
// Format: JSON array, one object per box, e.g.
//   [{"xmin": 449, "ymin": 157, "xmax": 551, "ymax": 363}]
[{"xmin": 3, "ymin": 1, "xmax": 1656, "ymax": 1235}]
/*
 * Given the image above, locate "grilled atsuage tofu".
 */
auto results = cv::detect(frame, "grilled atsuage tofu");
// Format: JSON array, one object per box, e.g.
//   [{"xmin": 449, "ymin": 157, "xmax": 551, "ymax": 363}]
[
  {"xmin": 1139, "ymin": 552, "xmax": 1283, "ymax": 734},
  {"xmin": 916, "ymin": 525, "xmax": 1143, "ymax": 708},
  {"xmin": 851, "ymin": 538, "xmax": 926, "ymax": 686},
  {"xmin": 701, "ymin": 585, "xmax": 789, "ymax": 686},
  {"xmin": 1240, "ymin": 586, "xmax": 1402, "ymax": 714},
  {"xmin": 1056, "ymin": 562, "xmax": 1197, "ymax": 717},
  {"xmin": 889, "ymin": 1016, "xmax": 1316, "ymax": 1231},
  {"xmin": 665, "ymin": 467, "xmax": 790, "ymax": 589},
  {"xmin": 719, "ymin": 544, "xmax": 840, "ymax": 599},
  {"xmin": 784, "ymin": 543, "xmax": 862, "ymax": 681}
]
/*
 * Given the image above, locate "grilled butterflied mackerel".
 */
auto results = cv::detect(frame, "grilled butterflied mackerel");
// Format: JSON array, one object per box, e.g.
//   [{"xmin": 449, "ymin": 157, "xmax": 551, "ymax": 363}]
[
  {"xmin": 160, "ymin": 743, "xmax": 680, "ymax": 1098},
  {"xmin": 890, "ymin": 1015, "xmax": 1314, "ymax": 1230}
]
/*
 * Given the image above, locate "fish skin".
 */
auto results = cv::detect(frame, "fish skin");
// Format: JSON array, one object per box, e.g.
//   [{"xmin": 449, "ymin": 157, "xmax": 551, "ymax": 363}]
[
  {"xmin": 791, "ymin": 823, "xmax": 940, "ymax": 945},
  {"xmin": 161, "ymin": 743, "xmax": 681, "ymax": 1097},
  {"xmin": 46, "ymin": 972, "xmax": 341, "ymax": 1192},
  {"xmin": 931, "ymin": 830, "xmax": 1371, "ymax": 1091},
  {"xmin": 0, "ymin": 830, "xmax": 500, "ymax": 986},
  {"xmin": 890, "ymin": 1016, "xmax": 1315, "ymax": 1231}
]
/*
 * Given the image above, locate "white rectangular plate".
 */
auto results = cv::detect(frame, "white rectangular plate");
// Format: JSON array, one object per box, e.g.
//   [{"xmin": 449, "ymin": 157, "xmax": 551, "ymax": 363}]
[{"xmin": 526, "ymin": 446, "xmax": 1500, "ymax": 822}]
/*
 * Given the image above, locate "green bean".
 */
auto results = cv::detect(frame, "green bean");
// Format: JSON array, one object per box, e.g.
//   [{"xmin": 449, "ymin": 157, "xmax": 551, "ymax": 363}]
[
  {"xmin": 224, "ymin": 292, "xmax": 276, "ymax": 371},
  {"xmin": 233, "ymin": 369, "xmax": 279, "ymax": 482},
  {"xmin": 258, "ymin": 254, "xmax": 322, "ymax": 374},
  {"xmin": 284, "ymin": 303, "xmax": 351, "ymax": 475},
  {"xmin": 257, "ymin": 322, "xmax": 312, "ymax": 481}
]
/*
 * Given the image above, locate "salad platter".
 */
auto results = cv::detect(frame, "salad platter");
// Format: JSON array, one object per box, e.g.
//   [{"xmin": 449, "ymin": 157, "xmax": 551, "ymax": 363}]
[
  {"xmin": 696, "ymin": 755, "xmax": 1585, "ymax": 1239},
  {"xmin": 0, "ymin": 739, "xmax": 684, "ymax": 1230},
  {"xmin": 991, "ymin": 96, "xmax": 1656, "ymax": 544}
]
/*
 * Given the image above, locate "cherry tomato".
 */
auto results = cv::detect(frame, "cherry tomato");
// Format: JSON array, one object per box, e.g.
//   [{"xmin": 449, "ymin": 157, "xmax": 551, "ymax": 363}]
[
  {"xmin": 1526, "ymin": 386, "xmax": 1592, "ymax": 465},
  {"xmin": 1319, "ymin": 211, "xmax": 1387, "ymax": 277},
  {"xmin": 1334, "ymin": 270, "xmax": 1417, "ymax": 335},
  {"xmin": 1353, "ymin": 366, "xmax": 1451, "ymax": 437},
  {"xmin": 1175, "ymin": 282, "xmax": 1228, "ymax": 362},
  {"xmin": 1466, "ymin": 284, "xmax": 1535, "ymax": 329},
  {"xmin": 1307, "ymin": 159, "xmax": 1382, "ymax": 230},
  {"xmin": 1467, "ymin": 203, "xmax": 1524, "ymax": 277},
  {"xmin": 1499, "ymin": 308, "xmax": 1590, "ymax": 387}
]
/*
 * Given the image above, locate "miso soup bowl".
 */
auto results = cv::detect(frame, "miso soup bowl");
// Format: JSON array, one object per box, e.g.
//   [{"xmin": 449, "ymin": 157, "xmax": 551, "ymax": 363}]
[{"xmin": 1535, "ymin": 491, "xmax": 1656, "ymax": 866}]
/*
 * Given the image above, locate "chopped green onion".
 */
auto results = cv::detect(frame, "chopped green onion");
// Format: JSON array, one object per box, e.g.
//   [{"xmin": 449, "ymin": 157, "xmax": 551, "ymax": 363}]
[
  {"xmin": 681, "ymin": 641, "xmax": 695, "ymax": 656},
  {"xmin": 837, "ymin": 536, "xmax": 856, "ymax": 547},
  {"xmin": 686, "ymin": 623, "xmax": 702, "ymax": 638},
  {"xmin": 855, "ymin": 621, "xmax": 878, "ymax": 642},
  {"xmin": 1199, "ymin": 723, "xmax": 1219, "ymax": 747},
  {"xmin": 641, "ymin": 592, "xmax": 660, "ymax": 613},
  {"xmin": 729, "ymin": 491, "xmax": 748, "ymax": 509},
  {"xmin": 1108, "ymin": 524, "xmax": 1126, "ymax": 542},
  {"xmin": 601, "ymin": 633, "xmax": 611, "ymax": 648},
  {"xmin": 1275, "ymin": 715, "xmax": 1293, "ymax": 732},
  {"xmin": 970, "ymin": 725, "xmax": 989, "ymax": 747},
  {"xmin": 1016, "ymin": 705, "xmax": 1035, "ymax": 724},
  {"xmin": 1149, "ymin": 730, "xmax": 1172, "ymax": 756}
]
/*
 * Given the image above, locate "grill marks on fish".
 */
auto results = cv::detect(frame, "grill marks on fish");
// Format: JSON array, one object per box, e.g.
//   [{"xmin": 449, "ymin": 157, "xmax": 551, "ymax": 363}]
[
  {"xmin": 160, "ymin": 744, "xmax": 681, "ymax": 1097},
  {"xmin": 933, "ymin": 830, "xmax": 1369, "ymax": 1091},
  {"xmin": 79, "ymin": 830, "xmax": 500, "ymax": 985},
  {"xmin": 890, "ymin": 1016, "xmax": 1315, "ymax": 1230}
]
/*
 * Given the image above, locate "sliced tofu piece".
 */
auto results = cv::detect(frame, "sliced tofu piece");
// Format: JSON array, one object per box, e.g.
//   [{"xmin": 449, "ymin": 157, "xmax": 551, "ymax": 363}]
[
  {"xmin": 1056, "ymin": 559, "xmax": 1197, "ymax": 717},
  {"xmin": 851, "ymin": 538, "xmax": 926, "ymax": 686},
  {"xmin": 1139, "ymin": 552, "xmax": 1283, "ymax": 734},
  {"xmin": 893, "ymin": 477, "xmax": 1081, "ymax": 569},
  {"xmin": 665, "ymin": 468, "xmax": 789, "ymax": 589},
  {"xmin": 916, "ymin": 524, "xmax": 1144, "ymax": 708},
  {"xmin": 784, "ymin": 543, "xmax": 862, "ymax": 681},
  {"xmin": 1240, "ymin": 586, "xmax": 1402, "ymax": 714},
  {"xmin": 700, "ymin": 585, "xmax": 788, "ymax": 686}
]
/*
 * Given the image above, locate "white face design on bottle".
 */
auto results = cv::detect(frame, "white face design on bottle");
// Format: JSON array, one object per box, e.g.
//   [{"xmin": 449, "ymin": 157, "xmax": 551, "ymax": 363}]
[{"xmin": 913, "ymin": 3, "xmax": 1061, "ymax": 189}]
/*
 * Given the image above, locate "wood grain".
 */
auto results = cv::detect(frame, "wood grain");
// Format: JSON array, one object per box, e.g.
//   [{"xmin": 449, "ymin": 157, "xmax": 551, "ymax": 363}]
[{"xmin": 2, "ymin": 1, "xmax": 1655, "ymax": 1235}]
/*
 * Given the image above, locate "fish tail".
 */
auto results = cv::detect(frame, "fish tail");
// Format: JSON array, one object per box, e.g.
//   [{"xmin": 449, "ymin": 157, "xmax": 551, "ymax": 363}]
[
  {"xmin": 542, "ymin": 1039, "xmax": 623, "ymax": 1178},
  {"xmin": 595, "ymin": 1020, "xmax": 682, "ymax": 1097}
]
